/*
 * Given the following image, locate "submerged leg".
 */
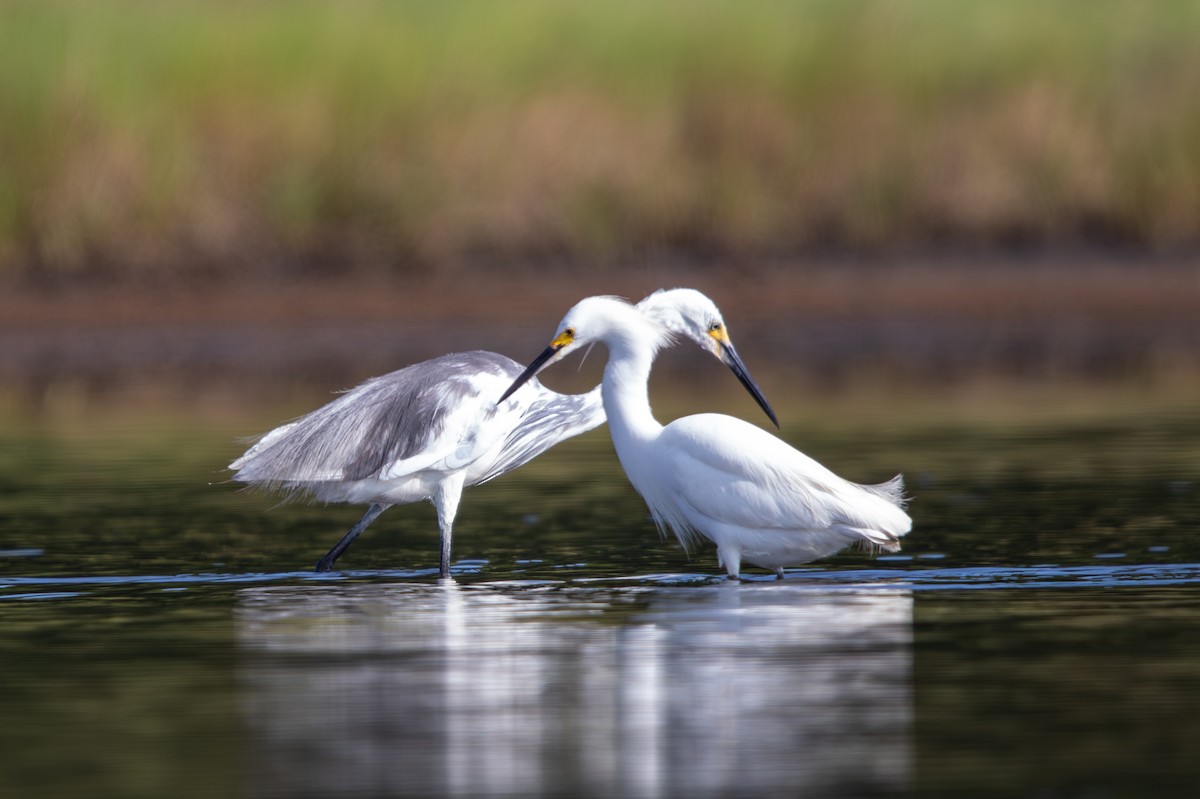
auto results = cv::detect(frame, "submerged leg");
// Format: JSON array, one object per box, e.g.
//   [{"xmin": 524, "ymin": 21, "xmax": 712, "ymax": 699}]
[
  {"xmin": 433, "ymin": 475, "xmax": 466, "ymax": 580},
  {"xmin": 315, "ymin": 503, "xmax": 390, "ymax": 572}
]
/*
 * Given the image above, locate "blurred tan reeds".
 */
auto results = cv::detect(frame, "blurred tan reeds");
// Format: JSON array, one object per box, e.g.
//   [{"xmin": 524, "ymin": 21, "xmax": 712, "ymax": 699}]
[{"xmin": 2, "ymin": 1, "xmax": 1199, "ymax": 284}]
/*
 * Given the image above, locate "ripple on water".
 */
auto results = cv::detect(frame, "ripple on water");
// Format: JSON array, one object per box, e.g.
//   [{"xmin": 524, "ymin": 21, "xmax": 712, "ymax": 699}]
[{"xmin": 4, "ymin": 561, "xmax": 1200, "ymax": 601}]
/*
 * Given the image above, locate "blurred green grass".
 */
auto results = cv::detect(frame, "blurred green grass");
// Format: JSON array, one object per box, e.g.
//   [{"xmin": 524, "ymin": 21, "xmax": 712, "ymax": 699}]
[{"xmin": 2, "ymin": 0, "xmax": 1199, "ymax": 282}]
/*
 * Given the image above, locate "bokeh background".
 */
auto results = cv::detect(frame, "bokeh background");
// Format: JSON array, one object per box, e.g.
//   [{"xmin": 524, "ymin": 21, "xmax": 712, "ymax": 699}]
[{"xmin": 1, "ymin": 0, "xmax": 1198, "ymax": 421}]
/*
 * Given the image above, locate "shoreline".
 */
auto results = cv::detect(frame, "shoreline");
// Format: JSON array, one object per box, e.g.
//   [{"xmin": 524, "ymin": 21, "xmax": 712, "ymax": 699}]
[
  {"xmin": 2, "ymin": 256, "xmax": 1197, "ymax": 421},
  {"xmin": 3, "ymin": 255, "xmax": 1198, "ymax": 329}
]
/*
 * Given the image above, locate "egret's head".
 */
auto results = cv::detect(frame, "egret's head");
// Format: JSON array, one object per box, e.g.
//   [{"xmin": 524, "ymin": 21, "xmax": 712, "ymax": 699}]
[
  {"xmin": 637, "ymin": 288, "xmax": 779, "ymax": 428},
  {"xmin": 638, "ymin": 288, "xmax": 730, "ymax": 358},
  {"xmin": 499, "ymin": 296, "xmax": 664, "ymax": 404}
]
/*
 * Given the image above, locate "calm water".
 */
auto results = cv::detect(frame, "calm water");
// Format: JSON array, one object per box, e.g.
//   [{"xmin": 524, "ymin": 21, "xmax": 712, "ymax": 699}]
[{"xmin": 2, "ymin": 399, "xmax": 1200, "ymax": 797}]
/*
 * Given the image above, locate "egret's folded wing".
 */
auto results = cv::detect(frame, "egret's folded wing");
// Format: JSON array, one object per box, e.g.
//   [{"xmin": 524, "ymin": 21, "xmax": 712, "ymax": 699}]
[{"xmin": 659, "ymin": 414, "xmax": 907, "ymax": 536}]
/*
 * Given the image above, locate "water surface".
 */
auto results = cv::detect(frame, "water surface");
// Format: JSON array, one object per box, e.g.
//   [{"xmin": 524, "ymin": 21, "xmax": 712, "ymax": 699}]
[{"xmin": 2, "ymin": 396, "xmax": 1199, "ymax": 797}]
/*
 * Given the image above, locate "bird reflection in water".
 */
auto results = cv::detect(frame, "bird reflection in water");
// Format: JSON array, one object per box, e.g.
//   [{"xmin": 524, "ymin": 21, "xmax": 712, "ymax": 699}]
[{"xmin": 236, "ymin": 581, "xmax": 912, "ymax": 797}]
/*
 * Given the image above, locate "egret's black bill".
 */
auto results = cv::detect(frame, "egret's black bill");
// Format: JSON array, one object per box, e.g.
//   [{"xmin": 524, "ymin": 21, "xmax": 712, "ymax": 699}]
[
  {"xmin": 720, "ymin": 341, "xmax": 780, "ymax": 428},
  {"xmin": 498, "ymin": 345, "xmax": 559, "ymax": 404}
]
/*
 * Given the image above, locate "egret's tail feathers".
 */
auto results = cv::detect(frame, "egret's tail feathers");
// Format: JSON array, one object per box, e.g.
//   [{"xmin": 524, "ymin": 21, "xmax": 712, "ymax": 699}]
[
  {"xmin": 841, "ymin": 474, "xmax": 912, "ymax": 556},
  {"xmin": 850, "ymin": 525, "xmax": 905, "ymax": 554},
  {"xmin": 229, "ymin": 423, "xmax": 299, "ymax": 472},
  {"xmin": 861, "ymin": 474, "xmax": 907, "ymax": 508}
]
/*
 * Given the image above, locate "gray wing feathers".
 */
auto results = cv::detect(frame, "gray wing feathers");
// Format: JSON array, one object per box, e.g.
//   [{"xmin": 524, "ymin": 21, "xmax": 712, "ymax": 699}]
[{"xmin": 230, "ymin": 351, "xmax": 520, "ymax": 488}]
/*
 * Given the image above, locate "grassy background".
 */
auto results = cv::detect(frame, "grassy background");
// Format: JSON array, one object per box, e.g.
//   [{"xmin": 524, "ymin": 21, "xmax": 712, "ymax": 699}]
[{"xmin": 3, "ymin": 0, "xmax": 1199, "ymax": 285}]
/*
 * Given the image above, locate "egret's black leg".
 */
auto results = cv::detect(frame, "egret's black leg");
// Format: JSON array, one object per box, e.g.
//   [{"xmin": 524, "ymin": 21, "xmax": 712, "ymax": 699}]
[
  {"xmin": 438, "ymin": 531, "xmax": 452, "ymax": 580},
  {"xmin": 315, "ymin": 503, "xmax": 389, "ymax": 572}
]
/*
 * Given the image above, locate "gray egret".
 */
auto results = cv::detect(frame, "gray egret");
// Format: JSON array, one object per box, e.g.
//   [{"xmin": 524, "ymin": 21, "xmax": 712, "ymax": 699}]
[
  {"xmin": 499, "ymin": 295, "xmax": 911, "ymax": 579},
  {"xmin": 230, "ymin": 289, "xmax": 776, "ymax": 578}
]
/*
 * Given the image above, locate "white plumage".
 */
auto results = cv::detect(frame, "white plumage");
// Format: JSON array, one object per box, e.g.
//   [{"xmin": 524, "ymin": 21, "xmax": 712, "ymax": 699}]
[
  {"xmin": 230, "ymin": 289, "xmax": 776, "ymax": 577},
  {"xmin": 500, "ymin": 295, "xmax": 911, "ymax": 579}
]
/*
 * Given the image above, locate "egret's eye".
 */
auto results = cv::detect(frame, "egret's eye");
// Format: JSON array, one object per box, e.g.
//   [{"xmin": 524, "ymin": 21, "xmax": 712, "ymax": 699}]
[
  {"xmin": 552, "ymin": 327, "xmax": 575, "ymax": 349},
  {"xmin": 709, "ymin": 322, "xmax": 723, "ymax": 332}
]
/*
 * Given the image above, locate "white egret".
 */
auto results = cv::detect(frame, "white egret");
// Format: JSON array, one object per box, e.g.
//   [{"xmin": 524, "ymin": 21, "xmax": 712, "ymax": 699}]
[
  {"xmin": 230, "ymin": 289, "xmax": 776, "ymax": 578},
  {"xmin": 500, "ymin": 295, "xmax": 911, "ymax": 579}
]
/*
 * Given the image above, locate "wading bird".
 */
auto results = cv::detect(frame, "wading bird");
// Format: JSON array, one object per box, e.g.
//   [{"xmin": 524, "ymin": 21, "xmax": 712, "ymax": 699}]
[
  {"xmin": 230, "ymin": 289, "xmax": 776, "ymax": 578},
  {"xmin": 500, "ymin": 295, "xmax": 911, "ymax": 579}
]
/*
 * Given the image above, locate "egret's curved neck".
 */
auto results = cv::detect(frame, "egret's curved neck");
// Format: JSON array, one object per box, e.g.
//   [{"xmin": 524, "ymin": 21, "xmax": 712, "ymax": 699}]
[{"xmin": 601, "ymin": 334, "xmax": 662, "ymax": 448}]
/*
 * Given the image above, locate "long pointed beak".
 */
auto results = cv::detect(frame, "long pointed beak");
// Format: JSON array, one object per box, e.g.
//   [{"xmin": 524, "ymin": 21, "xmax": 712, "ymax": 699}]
[
  {"xmin": 498, "ymin": 345, "xmax": 561, "ymax": 404},
  {"xmin": 719, "ymin": 341, "xmax": 780, "ymax": 428}
]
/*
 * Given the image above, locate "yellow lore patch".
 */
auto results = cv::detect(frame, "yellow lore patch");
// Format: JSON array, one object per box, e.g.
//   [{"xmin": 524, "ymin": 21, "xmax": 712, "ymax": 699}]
[{"xmin": 708, "ymin": 326, "xmax": 730, "ymax": 344}]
